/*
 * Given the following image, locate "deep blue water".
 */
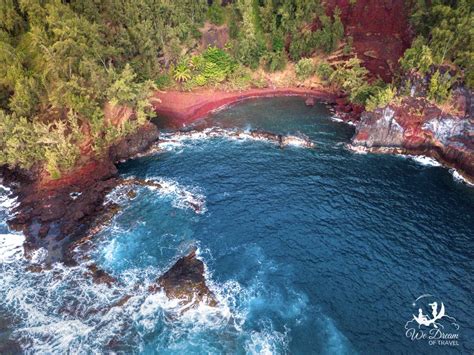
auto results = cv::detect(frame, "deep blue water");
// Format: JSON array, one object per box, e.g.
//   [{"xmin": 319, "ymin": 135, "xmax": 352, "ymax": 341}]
[{"xmin": 0, "ymin": 97, "xmax": 473, "ymax": 354}]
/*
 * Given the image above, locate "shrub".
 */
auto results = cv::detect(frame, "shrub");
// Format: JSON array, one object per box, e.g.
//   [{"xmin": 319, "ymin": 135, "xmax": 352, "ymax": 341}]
[
  {"xmin": 427, "ymin": 70, "xmax": 454, "ymax": 104},
  {"xmin": 399, "ymin": 37, "xmax": 433, "ymax": 74},
  {"xmin": 174, "ymin": 47, "xmax": 237, "ymax": 88},
  {"xmin": 315, "ymin": 62, "xmax": 334, "ymax": 82},
  {"xmin": 202, "ymin": 46, "xmax": 237, "ymax": 76},
  {"xmin": 155, "ymin": 73, "xmax": 172, "ymax": 89},
  {"xmin": 295, "ymin": 58, "xmax": 315, "ymax": 80},
  {"xmin": 207, "ymin": 2, "xmax": 225, "ymax": 26},
  {"xmin": 329, "ymin": 58, "xmax": 377, "ymax": 105},
  {"xmin": 343, "ymin": 36, "xmax": 353, "ymax": 55},
  {"xmin": 226, "ymin": 65, "xmax": 252, "ymax": 90},
  {"xmin": 263, "ymin": 50, "xmax": 287, "ymax": 72},
  {"xmin": 365, "ymin": 85, "xmax": 397, "ymax": 111}
]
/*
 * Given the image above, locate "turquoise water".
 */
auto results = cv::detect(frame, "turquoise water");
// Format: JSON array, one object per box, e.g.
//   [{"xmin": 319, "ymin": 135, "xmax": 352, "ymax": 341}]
[{"xmin": 0, "ymin": 97, "xmax": 473, "ymax": 354}]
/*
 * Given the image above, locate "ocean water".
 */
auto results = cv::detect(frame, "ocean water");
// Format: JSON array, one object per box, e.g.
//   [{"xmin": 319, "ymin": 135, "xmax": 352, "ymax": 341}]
[{"xmin": 0, "ymin": 97, "xmax": 473, "ymax": 354}]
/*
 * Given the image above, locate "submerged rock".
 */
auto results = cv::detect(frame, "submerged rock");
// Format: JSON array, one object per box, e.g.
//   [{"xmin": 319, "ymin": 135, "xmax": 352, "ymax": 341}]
[
  {"xmin": 150, "ymin": 249, "xmax": 217, "ymax": 308},
  {"xmin": 86, "ymin": 264, "xmax": 116, "ymax": 286},
  {"xmin": 305, "ymin": 97, "xmax": 315, "ymax": 106}
]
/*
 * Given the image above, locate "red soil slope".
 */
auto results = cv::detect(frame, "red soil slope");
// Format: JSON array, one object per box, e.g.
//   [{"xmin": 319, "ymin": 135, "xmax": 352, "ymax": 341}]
[{"xmin": 325, "ymin": 0, "xmax": 412, "ymax": 81}]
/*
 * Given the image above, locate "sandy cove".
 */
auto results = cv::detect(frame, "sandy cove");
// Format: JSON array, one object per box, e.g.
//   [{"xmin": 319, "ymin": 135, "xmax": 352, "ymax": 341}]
[{"xmin": 152, "ymin": 87, "xmax": 338, "ymax": 127}]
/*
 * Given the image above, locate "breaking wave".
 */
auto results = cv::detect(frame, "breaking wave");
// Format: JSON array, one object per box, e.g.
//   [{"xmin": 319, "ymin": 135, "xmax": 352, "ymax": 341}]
[
  {"xmin": 450, "ymin": 168, "xmax": 474, "ymax": 187},
  {"xmin": 0, "ymin": 238, "xmax": 303, "ymax": 353},
  {"xmin": 406, "ymin": 155, "xmax": 442, "ymax": 167}
]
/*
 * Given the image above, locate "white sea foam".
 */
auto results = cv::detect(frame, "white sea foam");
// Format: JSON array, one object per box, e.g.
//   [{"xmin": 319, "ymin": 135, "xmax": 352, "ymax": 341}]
[
  {"xmin": 30, "ymin": 247, "xmax": 48, "ymax": 264},
  {"xmin": 0, "ymin": 237, "xmax": 324, "ymax": 354},
  {"xmin": 108, "ymin": 176, "xmax": 206, "ymax": 214},
  {"xmin": 450, "ymin": 169, "xmax": 474, "ymax": 187},
  {"xmin": 408, "ymin": 155, "xmax": 442, "ymax": 167},
  {"xmin": 330, "ymin": 115, "xmax": 356, "ymax": 127},
  {"xmin": 154, "ymin": 127, "xmax": 315, "ymax": 153},
  {"xmin": 0, "ymin": 234, "xmax": 24, "ymax": 263},
  {"xmin": 346, "ymin": 144, "xmax": 368, "ymax": 154},
  {"xmin": 245, "ymin": 326, "xmax": 289, "ymax": 355},
  {"xmin": 397, "ymin": 154, "xmax": 442, "ymax": 167},
  {"xmin": 0, "ymin": 183, "xmax": 18, "ymax": 212},
  {"xmin": 331, "ymin": 115, "xmax": 344, "ymax": 123},
  {"xmin": 148, "ymin": 177, "xmax": 207, "ymax": 214}
]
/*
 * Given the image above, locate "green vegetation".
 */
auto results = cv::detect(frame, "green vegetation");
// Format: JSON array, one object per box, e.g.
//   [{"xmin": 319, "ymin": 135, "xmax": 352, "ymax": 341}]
[
  {"xmin": 330, "ymin": 58, "xmax": 373, "ymax": 105},
  {"xmin": 173, "ymin": 63, "xmax": 192, "ymax": 83},
  {"xmin": 174, "ymin": 46, "xmax": 238, "ymax": 90},
  {"xmin": 402, "ymin": 0, "xmax": 473, "ymax": 87},
  {"xmin": 295, "ymin": 58, "xmax": 315, "ymax": 80},
  {"xmin": 365, "ymin": 86, "xmax": 397, "ymax": 112},
  {"xmin": 2, "ymin": 0, "xmax": 469, "ymax": 177},
  {"xmin": 399, "ymin": 37, "xmax": 434, "ymax": 74},
  {"xmin": 0, "ymin": 0, "xmax": 206, "ymax": 176},
  {"xmin": 315, "ymin": 62, "xmax": 334, "ymax": 83},
  {"xmin": 207, "ymin": 2, "xmax": 225, "ymax": 26},
  {"xmin": 427, "ymin": 70, "xmax": 454, "ymax": 104},
  {"xmin": 0, "ymin": 0, "xmax": 349, "ymax": 177}
]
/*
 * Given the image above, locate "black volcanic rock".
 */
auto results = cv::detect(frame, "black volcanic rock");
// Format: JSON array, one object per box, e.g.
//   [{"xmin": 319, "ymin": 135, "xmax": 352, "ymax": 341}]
[
  {"xmin": 150, "ymin": 249, "xmax": 217, "ymax": 308},
  {"xmin": 1, "ymin": 122, "xmax": 159, "ymax": 265}
]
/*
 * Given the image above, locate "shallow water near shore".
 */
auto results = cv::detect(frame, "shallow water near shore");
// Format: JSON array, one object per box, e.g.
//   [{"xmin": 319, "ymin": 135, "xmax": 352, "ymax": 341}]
[{"xmin": 1, "ymin": 97, "xmax": 473, "ymax": 354}]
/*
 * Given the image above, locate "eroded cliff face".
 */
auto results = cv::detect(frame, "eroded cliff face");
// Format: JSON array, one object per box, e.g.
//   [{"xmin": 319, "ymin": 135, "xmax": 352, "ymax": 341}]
[
  {"xmin": 325, "ymin": 0, "xmax": 412, "ymax": 81},
  {"xmin": 4, "ymin": 122, "xmax": 159, "ymax": 264},
  {"xmin": 352, "ymin": 89, "xmax": 474, "ymax": 182}
]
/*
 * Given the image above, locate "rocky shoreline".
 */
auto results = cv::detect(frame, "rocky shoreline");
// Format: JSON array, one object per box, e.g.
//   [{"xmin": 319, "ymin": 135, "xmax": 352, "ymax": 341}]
[
  {"xmin": 2, "ymin": 87, "xmax": 472, "ymax": 264},
  {"xmin": 1, "ymin": 86, "xmax": 472, "ymax": 309},
  {"xmin": 350, "ymin": 90, "xmax": 473, "ymax": 185},
  {"xmin": 0, "ymin": 89, "xmax": 331, "ymax": 303},
  {"xmin": 1, "ymin": 122, "xmax": 159, "ymax": 265}
]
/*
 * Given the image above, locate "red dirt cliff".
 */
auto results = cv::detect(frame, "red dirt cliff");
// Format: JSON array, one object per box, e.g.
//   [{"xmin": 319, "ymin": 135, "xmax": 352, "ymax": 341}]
[{"xmin": 325, "ymin": 0, "xmax": 412, "ymax": 80}]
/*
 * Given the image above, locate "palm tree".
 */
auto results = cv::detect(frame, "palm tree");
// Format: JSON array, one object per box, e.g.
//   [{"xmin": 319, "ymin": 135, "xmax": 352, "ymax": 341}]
[{"xmin": 173, "ymin": 63, "xmax": 191, "ymax": 82}]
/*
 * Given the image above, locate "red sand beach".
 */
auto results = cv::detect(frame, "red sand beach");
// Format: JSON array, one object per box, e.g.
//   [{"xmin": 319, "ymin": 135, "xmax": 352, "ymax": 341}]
[{"xmin": 152, "ymin": 88, "xmax": 336, "ymax": 127}]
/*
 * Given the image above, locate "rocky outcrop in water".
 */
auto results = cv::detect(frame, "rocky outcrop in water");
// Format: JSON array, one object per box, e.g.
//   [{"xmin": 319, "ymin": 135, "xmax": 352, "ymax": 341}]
[
  {"xmin": 352, "ymin": 88, "xmax": 474, "ymax": 183},
  {"xmin": 157, "ymin": 127, "xmax": 316, "ymax": 149},
  {"xmin": 149, "ymin": 249, "xmax": 217, "ymax": 308}
]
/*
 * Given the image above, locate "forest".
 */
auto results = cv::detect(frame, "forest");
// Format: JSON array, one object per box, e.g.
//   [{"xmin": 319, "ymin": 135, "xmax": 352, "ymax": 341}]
[{"xmin": 0, "ymin": 0, "xmax": 472, "ymax": 178}]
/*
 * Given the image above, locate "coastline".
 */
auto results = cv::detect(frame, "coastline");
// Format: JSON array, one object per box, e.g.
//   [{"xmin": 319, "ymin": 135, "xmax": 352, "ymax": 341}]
[
  {"xmin": 1, "ymin": 86, "xmax": 472, "ymax": 263},
  {"xmin": 1, "ymin": 87, "xmax": 338, "ymax": 264},
  {"xmin": 152, "ymin": 87, "xmax": 338, "ymax": 128},
  {"xmin": 153, "ymin": 88, "xmax": 473, "ymax": 186}
]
